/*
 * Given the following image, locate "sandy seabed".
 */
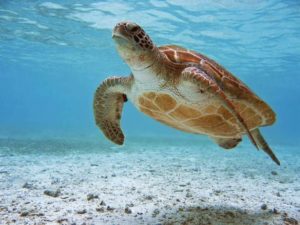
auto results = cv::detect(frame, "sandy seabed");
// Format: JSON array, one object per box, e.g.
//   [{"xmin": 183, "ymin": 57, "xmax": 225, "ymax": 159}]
[{"xmin": 0, "ymin": 137, "xmax": 299, "ymax": 225}]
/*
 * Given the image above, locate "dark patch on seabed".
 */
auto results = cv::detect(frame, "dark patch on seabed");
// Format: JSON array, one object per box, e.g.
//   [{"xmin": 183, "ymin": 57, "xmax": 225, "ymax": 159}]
[{"xmin": 0, "ymin": 138, "xmax": 299, "ymax": 224}]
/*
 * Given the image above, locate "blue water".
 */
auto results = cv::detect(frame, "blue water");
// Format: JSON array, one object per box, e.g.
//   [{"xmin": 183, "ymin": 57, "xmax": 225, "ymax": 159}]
[
  {"xmin": 1, "ymin": 1, "xmax": 300, "ymax": 144},
  {"xmin": 1, "ymin": 2, "xmax": 300, "ymax": 224}
]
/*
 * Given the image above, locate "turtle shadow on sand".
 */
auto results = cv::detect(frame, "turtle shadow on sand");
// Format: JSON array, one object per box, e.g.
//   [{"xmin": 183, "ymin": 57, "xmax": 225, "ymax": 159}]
[{"xmin": 161, "ymin": 205, "xmax": 286, "ymax": 225}]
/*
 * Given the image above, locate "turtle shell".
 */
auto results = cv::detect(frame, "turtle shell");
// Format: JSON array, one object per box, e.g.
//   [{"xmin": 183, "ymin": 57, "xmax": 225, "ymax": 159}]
[{"xmin": 137, "ymin": 45, "xmax": 276, "ymax": 138}]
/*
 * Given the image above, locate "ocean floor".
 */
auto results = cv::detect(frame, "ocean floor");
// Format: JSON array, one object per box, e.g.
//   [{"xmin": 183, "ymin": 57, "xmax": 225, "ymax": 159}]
[{"xmin": 0, "ymin": 137, "xmax": 299, "ymax": 225}]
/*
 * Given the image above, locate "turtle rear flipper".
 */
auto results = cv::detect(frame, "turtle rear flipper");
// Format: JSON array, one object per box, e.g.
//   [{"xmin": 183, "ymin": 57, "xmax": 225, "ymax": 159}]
[
  {"xmin": 181, "ymin": 66, "xmax": 259, "ymax": 150},
  {"xmin": 213, "ymin": 137, "xmax": 242, "ymax": 149},
  {"xmin": 251, "ymin": 128, "xmax": 280, "ymax": 165}
]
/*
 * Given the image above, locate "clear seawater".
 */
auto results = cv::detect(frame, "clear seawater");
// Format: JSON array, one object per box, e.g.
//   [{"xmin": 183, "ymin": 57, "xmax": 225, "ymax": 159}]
[{"xmin": 0, "ymin": 1, "xmax": 299, "ymax": 224}]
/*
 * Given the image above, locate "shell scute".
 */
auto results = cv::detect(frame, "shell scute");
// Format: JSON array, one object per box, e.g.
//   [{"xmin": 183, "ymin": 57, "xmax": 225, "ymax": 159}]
[
  {"xmin": 169, "ymin": 105, "xmax": 201, "ymax": 120},
  {"xmin": 154, "ymin": 93, "xmax": 177, "ymax": 111},
  {"xmin": 184, "ymin": 115, "xmax": 223, "ymax": 128},
  {"xmin": 245, "ymin": 115, "xmax": 262, "ymax": 129},
  {"xmin": 233, "ymin": 102, "xmax": 246, "ymax": 112},
  {"xmin": 217, "ymin": 106, "xmax": 233, "ymax": 120},
  {"xmin": 203, "ymin": 105, "xmax": 218, "ymax": 114},
  {"xmin": 241, "ymin": 107, "xmax": 256, "ymax": 118},
  {"xmin": 138, "ymin": 96, "xmax": 160, "ymax": 111},
  {"xmin": 144, "ymin": 92, "xmax": 156, "ymax": 100},
  {"xmin": 214, "ymin": 122, "xmax": 237, "ymax": 135}
]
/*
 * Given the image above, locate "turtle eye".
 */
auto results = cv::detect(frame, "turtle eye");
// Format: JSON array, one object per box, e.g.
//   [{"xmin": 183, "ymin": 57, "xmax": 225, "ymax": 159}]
[{"xmin": 126, "ymin": 23, "xmax": 139, "ymax": 32}]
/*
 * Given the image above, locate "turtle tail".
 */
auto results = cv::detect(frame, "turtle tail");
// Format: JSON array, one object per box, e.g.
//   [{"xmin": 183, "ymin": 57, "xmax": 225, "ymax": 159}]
[{"xmin": 251, "ymin": 128, "xmax": 280, "ymax": 166}]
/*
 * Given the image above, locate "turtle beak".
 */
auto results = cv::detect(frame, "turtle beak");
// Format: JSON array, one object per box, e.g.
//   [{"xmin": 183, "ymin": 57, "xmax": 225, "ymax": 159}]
[
  {"xmin": 112, "ymin": 23, "xmax": 125, "ymax": 38},
  {"xmin": 112, "ymin": 22, "xmax": 132, "ymax": 41}
]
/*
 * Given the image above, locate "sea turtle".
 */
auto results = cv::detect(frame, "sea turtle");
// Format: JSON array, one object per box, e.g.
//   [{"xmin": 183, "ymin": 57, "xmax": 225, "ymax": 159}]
[{"xmin": 93, "ymin": 21, "xmax": 280, "ymax": 165}]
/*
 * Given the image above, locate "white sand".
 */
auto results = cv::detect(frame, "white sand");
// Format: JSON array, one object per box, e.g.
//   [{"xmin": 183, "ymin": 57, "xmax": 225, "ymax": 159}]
[{"xmin": 0, "ymin": 138, "xmax": 299, "ymax": 225}]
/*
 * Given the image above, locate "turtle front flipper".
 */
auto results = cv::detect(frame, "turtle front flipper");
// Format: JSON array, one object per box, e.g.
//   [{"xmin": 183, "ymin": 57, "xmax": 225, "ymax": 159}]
[
  {"xmin": 181, "ymin": 66, "xmax": 259, "ymax": 150},
  {"xmin": 93, "ymin": 76, "xmax": 132, "ymax": 145}
]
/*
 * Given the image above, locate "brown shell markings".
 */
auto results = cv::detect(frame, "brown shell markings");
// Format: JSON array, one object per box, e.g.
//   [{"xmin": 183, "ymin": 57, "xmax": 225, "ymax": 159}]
[
  {"xmin": 158, "ymin": 45, "xmax": 276, "ymax": 126},
  {"xmin": 138, "ymin": 91, "xmax": 267, "ymax": 138}
]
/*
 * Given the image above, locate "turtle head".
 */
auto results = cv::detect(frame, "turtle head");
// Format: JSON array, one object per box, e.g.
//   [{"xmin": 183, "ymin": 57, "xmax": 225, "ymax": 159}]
[{"xmin": 112, "ymin": 21, "xmax": 158, "ymax": 71}]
